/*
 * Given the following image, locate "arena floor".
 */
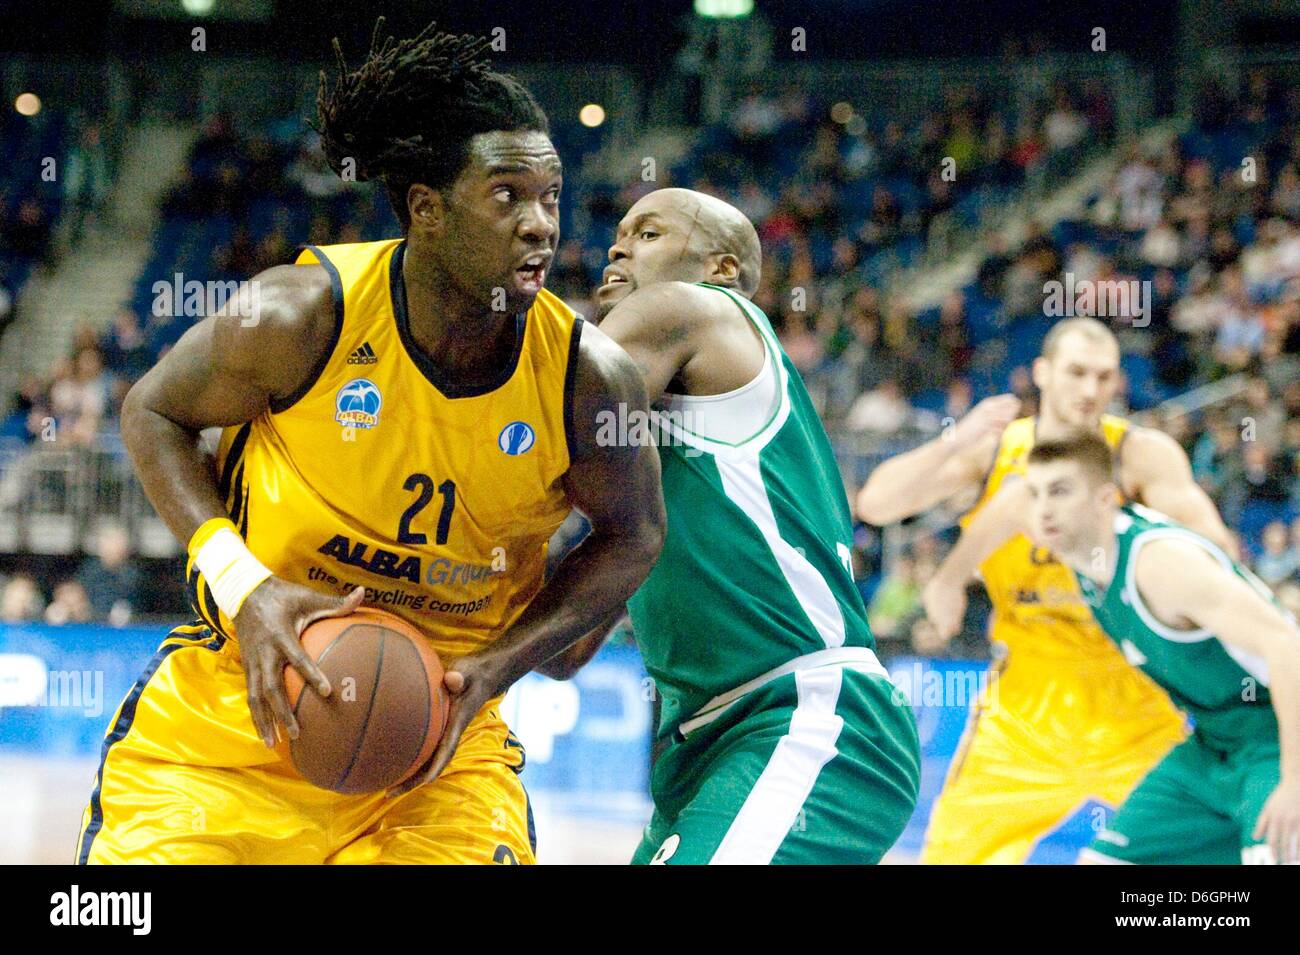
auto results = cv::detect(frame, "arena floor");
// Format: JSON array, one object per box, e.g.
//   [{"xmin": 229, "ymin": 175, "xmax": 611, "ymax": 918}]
[
  {"xmin": 4, "ymin": 755, "xmax": 916, "ymax": 864},
  {"xmin": 2, "ymin": 755, "xmax": 645, "ymax": 865}
]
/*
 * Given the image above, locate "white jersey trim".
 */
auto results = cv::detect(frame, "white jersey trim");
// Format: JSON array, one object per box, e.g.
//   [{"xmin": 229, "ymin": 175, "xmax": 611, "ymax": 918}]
[
  {"xmin": 715, "ymin": 451, "xmax": 848, "ymax": 654},
  {"xmin": 651, "ymin": 287, "xmax": 792, "ymax": 460},
  {"xmin": 679, "ymin": 646, "xmax": 888, "ymax": 736},
  {"xmin": 657, "ymin": 334, "xmax": 778, "ymax": 446},
  {"xmin": 1125, "ymin": 524, "xmax": 1271, "ymax": 684},
  {"xmin": 708, "ymin": 666, "xmax": 845, "ymax": 865}
]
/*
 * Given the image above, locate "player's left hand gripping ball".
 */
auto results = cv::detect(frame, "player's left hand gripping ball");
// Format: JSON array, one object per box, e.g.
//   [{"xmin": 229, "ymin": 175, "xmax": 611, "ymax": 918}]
[{"xmin": 386, "ymin": 651, "xmax": 505, "ymax": 797}]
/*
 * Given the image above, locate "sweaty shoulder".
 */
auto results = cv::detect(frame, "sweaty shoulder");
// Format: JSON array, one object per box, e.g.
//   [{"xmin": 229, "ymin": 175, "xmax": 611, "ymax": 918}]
[
  {"xmin": 1117, "ymin": 425, "xmax": 1189, "ymax": 489},
  {"xmin": 1133, "ymin": 535, "xmax": 1220, "ymax": 626},
  {"xmin": 598, "ymin": 281, "xmax": 760, "ymax": 398},
  {"xmin": 211, "ymin": 263, "xmax": 338, "ymax": 403},
  {"xmin": 607, "ymin": 281, "xmax": 736, "ymax": 339}
]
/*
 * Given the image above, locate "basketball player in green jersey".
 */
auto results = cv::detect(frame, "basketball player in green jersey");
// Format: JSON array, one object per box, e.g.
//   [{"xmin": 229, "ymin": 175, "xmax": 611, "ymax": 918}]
[
  {"xmin": 541, "ymin": 188, "xmax": 920, "ymax": 864},
  {"xmin": 1022, "ymin": 431, "xmax": 1300, "ymax": 864}
]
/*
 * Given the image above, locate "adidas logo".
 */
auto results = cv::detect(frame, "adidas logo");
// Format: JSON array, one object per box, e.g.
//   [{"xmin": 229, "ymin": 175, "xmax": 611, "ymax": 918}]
[{"xmin": 347, "ymin": 342, "xmax": 378, "ymax": 365}]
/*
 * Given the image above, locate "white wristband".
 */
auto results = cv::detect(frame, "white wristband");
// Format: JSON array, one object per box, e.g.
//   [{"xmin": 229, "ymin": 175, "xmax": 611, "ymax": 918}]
[{"xmin": 193, "ymin": 526, "xmax": 273, "ymax": 620}]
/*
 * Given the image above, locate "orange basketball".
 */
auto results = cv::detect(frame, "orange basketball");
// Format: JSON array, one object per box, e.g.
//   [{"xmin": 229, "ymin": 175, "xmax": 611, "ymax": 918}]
[{"xmin": 283, "ymin": 607, "xmax": 449, "ymax": 794}]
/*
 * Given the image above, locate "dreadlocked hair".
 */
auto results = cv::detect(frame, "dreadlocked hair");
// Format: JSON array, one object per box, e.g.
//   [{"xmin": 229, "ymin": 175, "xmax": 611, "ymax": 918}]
[{"xmin": 314, "ymin": 17, "xmax": 549, "ymax": 231}]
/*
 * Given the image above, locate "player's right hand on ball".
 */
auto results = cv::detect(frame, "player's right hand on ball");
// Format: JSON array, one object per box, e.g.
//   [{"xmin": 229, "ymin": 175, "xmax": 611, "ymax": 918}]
[
  {"xmin": 232, "ymin": 579, "xmax": 366, "ymax": 748},
  {"xmin": 951, "ymin": 393, "xmax": 1020, "ymax": 448},
  {"xmin": 922, "ymin": 574, "xmax": 966, "ymax": 644}
]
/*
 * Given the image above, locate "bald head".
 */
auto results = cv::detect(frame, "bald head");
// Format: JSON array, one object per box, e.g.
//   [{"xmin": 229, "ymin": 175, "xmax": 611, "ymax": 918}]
[
  {"xmin": 1041, "ymin": 316, "xmax": 1117, "ymax": 359},
  {"xmin": 1033, "ymin": 317, "xmax": 1122, "ymax": 429},
  {"xmin": 653, "ymin": 188, "xmax": 762, "ymax": 296},
  {"xmin": 599, "ymin": 188, "xmax": 762, "ymax": 305}
]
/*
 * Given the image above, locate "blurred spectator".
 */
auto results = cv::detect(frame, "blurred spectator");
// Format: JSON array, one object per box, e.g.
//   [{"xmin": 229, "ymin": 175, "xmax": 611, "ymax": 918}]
[
  {"xmin": 256, "ymin": 228, "xmax": 293, "ymax": 272},
  {"xmin": 44, "ymin": 579, "xmax": 92, "ymax": 625},
  {"xmin": 868, "ymin": 553, "xmax": 922, "ymax": 640},
  {"xmin": 1140, "ymin": 217, "xmax": 1181, "ymax": 268},
  {"xmin": 1111, "ymin": 149, "xmax": 1163, "ymax": 231},
  {"xmin": 49, "ymin": 348, "xmax": 109, "ymax": 445},
  {"xmin": 1, "ymin": 573, "xmax": 45, "ymax": 622},
  {"xmin": 857, "ymin": 186, "xmax": 903, "ymax": 253},
  {"xmin": 1192, "ymin": 415, "xmax": 1241, "ymax": 498},
  {"xmin": 778, "ymin": 313, "xmax": 824, "ymax": 374},
  {"xmin": 1255, "ymin": 521, "xmax": 1299, "ymax": 587},
  {"xmin": 847, "ymin": 380, "xmax": 913, "ymax": 434},
  {"xmin": 1001, "ymin": 238, "xmax": 1057, "ymax": 316},
  {"xmin": 1171, "ymin": 270, "xmax": 1220, "ymax": 337},
  {"xmin": 7, "ymin": 373, "xmax": 51, "ymax": 445},
  {"xmin": 1212, "ymin": 270, "xmax": 1266, "ymax": 369},
  {"xmin": 944, "ymin": 378, "xmax": 974, "ymax": 421},
  {"xmin": 1241, "ymin": 444, "xmax": 1291, "ymax": 505},
  {"xmin": 730, "ymin": 86, "xmax": 782, "ymax": 143},
  {"xmin": 77, "ymin": 524, "xmax": 141, "ymax": 625},
  {"xmin": 1043, "ymin": 91, "xmax": 1088, "ymax": 155},
  {"xmin": 63, "ymin": 123, "xmax": 111, "ymax": 245},
  {"xmin": 5, "ymin": 199, "xmax": 52, "ymax": 263},
  {"xmin": 1008, "ymin": 119, "xmax": 1045, "ymax": 177},
  {"xmin": 824, "ymin": 302, "xmax": 894, "ymax": 419},
  {"xmin": 100, "ymin": 309, "xmax": 154, "ymax": 385},
  {"xmin": 932, "ymin": 292, "xmax": 971, "ymax": 370},
  {"xmin": 1232, "ymin": 377, "xmax": 1286, "ymax": 445}
]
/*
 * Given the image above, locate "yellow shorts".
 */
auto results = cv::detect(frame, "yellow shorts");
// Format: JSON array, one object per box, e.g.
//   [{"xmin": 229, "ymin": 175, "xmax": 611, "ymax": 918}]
[
  {"xmin": 76, "ymin": 624, "xmax": 536, "ymax": 865},
  {"xmin": 920, "ymin": 650, "xmax": 1187, "ymax": 865}
]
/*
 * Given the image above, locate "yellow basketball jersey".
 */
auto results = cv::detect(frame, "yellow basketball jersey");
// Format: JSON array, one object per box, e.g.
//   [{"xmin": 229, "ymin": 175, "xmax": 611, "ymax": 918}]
[
  {"xmin": 961, "ymin": 414, "xmax": 1130, "ymax": 661},
  {"xmin": 187, "ymin": 238, "xmax": 582, "ymax": 661}
]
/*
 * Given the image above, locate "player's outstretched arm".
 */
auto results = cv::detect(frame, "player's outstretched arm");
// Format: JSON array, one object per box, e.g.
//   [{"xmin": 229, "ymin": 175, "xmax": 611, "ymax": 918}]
[
  {"xmin": 1136, "ymin": 540, "xmax": 1300, "ymax": 863},
  {"xmin": 1123, "ymin": 426, "xmax": 1237, "ymax": 556},
  {"xmin": 923, "ymin": 478, "xmax": 1032, "ymax": 641},
  {"xmin": 391, "ymin": 323, "xmax": 666, "ymax": 794},
  {"xmin": 855, "ymin": 394, "xmax": 1019, "ymax": 526},
  {"xmin": 121, "ymin": 264, "xmax": 367, "ymax": 748}
]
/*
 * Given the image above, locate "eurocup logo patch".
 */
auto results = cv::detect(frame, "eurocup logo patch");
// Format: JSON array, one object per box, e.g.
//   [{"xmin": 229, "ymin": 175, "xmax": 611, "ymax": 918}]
[
  {"xmin": 498, "ymin": 421, "xmax": 536, "ymax": 455},
  {"xmin": 336, "ymin": 378, "xmax": 382, "ymax": 429}
]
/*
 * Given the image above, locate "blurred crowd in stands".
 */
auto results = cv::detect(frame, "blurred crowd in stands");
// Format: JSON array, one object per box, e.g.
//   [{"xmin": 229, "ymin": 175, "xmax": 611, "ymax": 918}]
[
  {"xmin": 0, "ymin": 523, "xmax": 141, "ymax": 625},
  {"xmin": 0, "ymin": 110, "xmax": 112, "ymax": 335},
  {"xmin": 2, "ymin": 68, "xmax": 1298, "ymax": 648},
  {"xmin": 1, "ymin": 109, "xmax": 399, "ymax": 451},
  {"xmin": 844, "ymin": 69, "xmax": 1300, "ymax": 657}
]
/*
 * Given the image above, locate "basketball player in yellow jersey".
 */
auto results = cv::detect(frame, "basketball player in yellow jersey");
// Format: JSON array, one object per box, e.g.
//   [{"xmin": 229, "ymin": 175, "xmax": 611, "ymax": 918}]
[
  {"xmin": 856, "ymin": 317, "xmax": 1234, "ymax": 864},
  {"xmin": 76, "ymin": 22, "xmax": 665, "ymax": 865}
]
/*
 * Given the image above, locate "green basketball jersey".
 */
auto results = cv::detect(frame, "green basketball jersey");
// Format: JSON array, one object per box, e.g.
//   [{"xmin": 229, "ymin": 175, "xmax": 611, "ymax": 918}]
[
  {"xmin": 1074, "ymin": 503, "xmax": 1285, "ymax": 750},
  {"xmin": 626, "ymin": 284, "xmax": 877, "ymax": 740}
]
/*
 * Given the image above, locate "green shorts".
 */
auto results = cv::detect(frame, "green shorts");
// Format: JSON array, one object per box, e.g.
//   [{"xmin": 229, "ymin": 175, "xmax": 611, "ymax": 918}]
[
  {"xmin": 632, "ymin": 665, "xmax": 920, "ymax": 865},
  {"xmin": 1084, "ymin": 733, "xmax": 1280, "ymax": 865}
]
